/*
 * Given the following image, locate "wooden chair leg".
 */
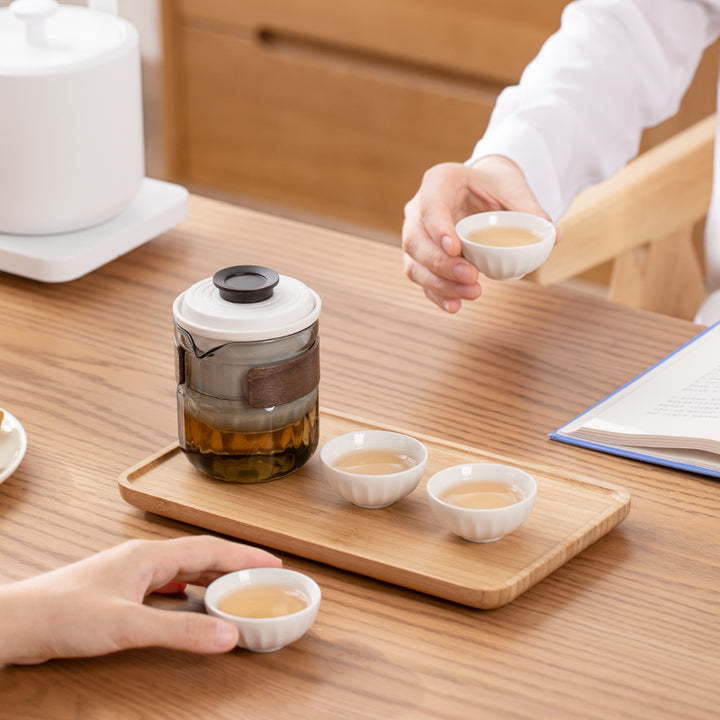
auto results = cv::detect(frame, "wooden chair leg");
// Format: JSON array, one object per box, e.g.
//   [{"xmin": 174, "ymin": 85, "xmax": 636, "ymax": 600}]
[{"xmin": 608, "ymin": 227, "xmax": 707, "ymax": 320}]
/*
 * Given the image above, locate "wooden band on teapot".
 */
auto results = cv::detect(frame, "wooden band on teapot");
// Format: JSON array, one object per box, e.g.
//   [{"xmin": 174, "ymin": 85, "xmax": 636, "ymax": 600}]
[{"xmin": 247, "ymin": 339, "xmax": 320, "ymax": 408}]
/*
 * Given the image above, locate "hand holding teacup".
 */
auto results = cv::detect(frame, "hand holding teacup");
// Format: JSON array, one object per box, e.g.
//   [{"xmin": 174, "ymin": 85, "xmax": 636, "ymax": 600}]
[{"xmin": 401, "ymin": 157, "xmax": 556, "ymax": 313}]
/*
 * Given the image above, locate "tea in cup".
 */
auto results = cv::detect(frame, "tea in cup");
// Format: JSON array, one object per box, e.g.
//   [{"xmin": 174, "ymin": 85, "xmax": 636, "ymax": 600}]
[{"xmin": 456, "ymin": 211, "xmax": 555, "ymax": 280}]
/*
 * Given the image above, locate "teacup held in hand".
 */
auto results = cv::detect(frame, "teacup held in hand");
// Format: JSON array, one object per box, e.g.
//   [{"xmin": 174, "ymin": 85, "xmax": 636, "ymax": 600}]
[{"xmin": 456, "ymin": 211, "xmax": 556, "ymax": 280}]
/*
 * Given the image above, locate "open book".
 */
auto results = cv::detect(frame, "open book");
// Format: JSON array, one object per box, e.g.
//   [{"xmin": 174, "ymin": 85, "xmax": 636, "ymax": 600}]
[{"xmin": 550, "ymin": 321, "xmax": 720, "ymax": 478}]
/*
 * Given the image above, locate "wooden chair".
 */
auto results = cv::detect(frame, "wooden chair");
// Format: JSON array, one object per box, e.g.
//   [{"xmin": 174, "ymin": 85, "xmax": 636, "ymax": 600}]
[{"xmin": 527, "ymin": 113, "xmax": 716, "ymax": 320}]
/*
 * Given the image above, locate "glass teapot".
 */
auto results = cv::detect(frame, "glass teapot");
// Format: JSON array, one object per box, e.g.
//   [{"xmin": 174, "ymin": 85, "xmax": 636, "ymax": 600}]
[{"xmin": 173, "ymin": 266, "xmax": 321, "ymax": 483}]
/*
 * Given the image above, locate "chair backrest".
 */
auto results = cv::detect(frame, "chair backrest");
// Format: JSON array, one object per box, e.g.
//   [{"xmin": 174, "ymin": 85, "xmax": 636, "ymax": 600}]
[{"xmin": 527, "ymin": 114, "xmax": 716, "ymax": 320}]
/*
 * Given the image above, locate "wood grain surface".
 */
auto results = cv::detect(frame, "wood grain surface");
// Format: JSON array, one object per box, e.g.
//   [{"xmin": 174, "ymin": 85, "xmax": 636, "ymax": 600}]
[{"xmin": 0, "ymin": 194, "xmax": 718, "ymax": 719}]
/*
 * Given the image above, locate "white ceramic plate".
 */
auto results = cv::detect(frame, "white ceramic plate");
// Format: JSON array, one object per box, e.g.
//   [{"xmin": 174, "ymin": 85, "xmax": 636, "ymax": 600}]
[{"xmin": 0, "ymin": 409, "xmax": 27, "ymax": 484}]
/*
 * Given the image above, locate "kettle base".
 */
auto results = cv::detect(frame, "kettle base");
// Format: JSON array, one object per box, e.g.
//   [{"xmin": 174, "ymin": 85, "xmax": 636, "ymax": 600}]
[{"xmin": 0, "ymin": 178, "xmax": 187, "ymax": 283}]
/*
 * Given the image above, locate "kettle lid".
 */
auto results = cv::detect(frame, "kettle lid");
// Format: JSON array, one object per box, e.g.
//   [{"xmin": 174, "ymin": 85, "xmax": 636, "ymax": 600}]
[
  {"xmin": 173, "ymin": 266, "xmax": 322, "ymax": 343},
  {"xmin": 0, "ymin": 1, "xmax": 137, "ymax": 75}
]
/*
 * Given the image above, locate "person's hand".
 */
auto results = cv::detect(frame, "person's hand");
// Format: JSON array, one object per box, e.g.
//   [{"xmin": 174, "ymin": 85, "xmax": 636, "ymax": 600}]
[
  {"xmin": 0, "ymin": 535, "xmax": 281, "ymax": 665},
  {"xmin": 402, "ymin": 155, "xmax": 551, "ymax": 313}
]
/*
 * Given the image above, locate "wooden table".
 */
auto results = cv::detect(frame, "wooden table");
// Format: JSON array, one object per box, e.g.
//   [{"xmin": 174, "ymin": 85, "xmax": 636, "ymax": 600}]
[{"xmin": 0, "ymin": 195, "xmax": 717, "ymax": 719}]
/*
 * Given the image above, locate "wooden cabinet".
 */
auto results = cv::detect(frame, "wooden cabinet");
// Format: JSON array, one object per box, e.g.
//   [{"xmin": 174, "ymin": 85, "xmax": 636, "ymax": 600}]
[{"xmin": 161, "ymin": 0, "xmax": 717, "ymax": 238}]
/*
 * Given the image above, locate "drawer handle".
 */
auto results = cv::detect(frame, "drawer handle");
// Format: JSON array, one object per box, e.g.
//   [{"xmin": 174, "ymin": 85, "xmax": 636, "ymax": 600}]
[{"xmin": 253, "ymin": 26, "xmax": 501, "ymax": 94}]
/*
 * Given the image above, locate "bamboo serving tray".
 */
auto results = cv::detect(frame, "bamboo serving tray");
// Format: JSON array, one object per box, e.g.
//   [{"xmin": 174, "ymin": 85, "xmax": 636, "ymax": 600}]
[{"xmin": 118, "ymin": 409, "xmax": 631, "ymax": 609}]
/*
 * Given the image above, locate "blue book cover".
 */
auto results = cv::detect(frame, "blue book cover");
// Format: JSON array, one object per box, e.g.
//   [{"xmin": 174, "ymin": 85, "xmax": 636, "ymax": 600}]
[{"xmin": 549, "ymin": 321, "xmax": 720, "ymax": 479}]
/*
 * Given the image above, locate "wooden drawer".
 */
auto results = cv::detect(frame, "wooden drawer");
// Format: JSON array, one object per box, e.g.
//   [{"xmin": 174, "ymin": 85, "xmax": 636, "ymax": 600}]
[
  {"xmin": 164, "ymin": 0, "xmax": 567, "ymax": 234},
  {"xmin": 171, "ymin": 27, "xmax": 510, "ymax": 232},
  {"xmin": 162, "ymin": 1, "xmax": 717, "ymax": 236},
  {"xmin": 176, "ymin": 0, "xmax": 568, "ymax": 85}
]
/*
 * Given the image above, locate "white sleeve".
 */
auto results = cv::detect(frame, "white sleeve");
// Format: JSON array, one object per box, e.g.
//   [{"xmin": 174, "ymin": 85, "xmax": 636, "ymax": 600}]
[{"xmin": 469, "ymin": 0, "xmax": 720, "ymax": 221}]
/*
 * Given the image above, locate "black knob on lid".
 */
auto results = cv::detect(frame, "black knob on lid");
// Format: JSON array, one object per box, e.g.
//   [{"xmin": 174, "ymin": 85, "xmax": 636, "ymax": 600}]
[{"xmin": 213, "ymin": 266, "xmax": 280, "ymax": 303}]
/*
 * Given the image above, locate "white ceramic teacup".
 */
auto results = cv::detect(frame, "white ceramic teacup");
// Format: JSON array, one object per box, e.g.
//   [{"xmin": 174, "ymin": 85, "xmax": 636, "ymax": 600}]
[
  {"xmin": 426, "ymin": 463, "xmax": 537, "ymax": 543},
  {"xmin": 204, "ymin": 567, "xmax": 321, "ymax": 652},
  {"xmin": 456, "ymin": 211, "xmax": 556, "ymax": 280},
  {"xmin": 320, "ymin": 430, "xmax": 428, "ymax": 509}
]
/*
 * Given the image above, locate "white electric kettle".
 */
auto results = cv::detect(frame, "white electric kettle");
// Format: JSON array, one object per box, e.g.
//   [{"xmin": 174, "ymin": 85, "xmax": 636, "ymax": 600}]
[{"xmin": 0, "ymin": 0, "xmax": 144, "ymax": 235}]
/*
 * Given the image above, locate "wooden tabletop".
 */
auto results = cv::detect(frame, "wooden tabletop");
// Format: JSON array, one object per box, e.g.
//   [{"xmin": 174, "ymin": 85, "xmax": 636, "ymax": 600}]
[{"xmin": 0, "ymin": 194, "xmax": 717, "ymax": 719}]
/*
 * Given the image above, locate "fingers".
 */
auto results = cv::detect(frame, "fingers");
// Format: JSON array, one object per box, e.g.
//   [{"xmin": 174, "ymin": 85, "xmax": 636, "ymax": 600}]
[
  {"xmin": 403, "ymin": 253, "xmax": 481, "ymax": 312},
  {"xmin": 120, "ymin": 605, "xmax": 241, "ymax": 655},
  {"xmin": 402, "ymin": 210, "xmax": 478, "ymax": 284},
  {"xmin": 402, "ymin": 189, "xmax": 481, "ymax": 313},
  {"xmin": 413, "ymin": 179, "xmax": 460, "ymax": 256},
  {"xmin": 136, "ymin": 536, "xmax": 282, "ymax": 592},
  {"xmin": 425, "ymin": 290, "xmax": 460, "ymax": 315}
]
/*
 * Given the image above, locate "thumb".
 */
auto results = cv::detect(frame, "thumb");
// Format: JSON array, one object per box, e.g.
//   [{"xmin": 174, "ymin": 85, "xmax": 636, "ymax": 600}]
[{"xmin": 127, "ymin": 606, "xmax": 239, "ymax": 654}]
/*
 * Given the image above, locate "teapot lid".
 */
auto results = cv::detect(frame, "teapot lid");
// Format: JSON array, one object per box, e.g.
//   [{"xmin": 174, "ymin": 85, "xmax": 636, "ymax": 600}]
[
  {"xmin": 0, "ymin": 1, "xmax": 137, "ymax": 75},
  {"xmin": 173, "ymin": 266, "xmax": 322, "ymax": 343}
]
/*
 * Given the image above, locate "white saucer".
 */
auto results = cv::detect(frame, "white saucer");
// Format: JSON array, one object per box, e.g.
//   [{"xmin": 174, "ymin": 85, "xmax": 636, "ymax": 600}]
[
  {"xmin": 0, "ymin": 178, "xmax": 188, "ymax": 283},
  {"xmin": 0, "ymin": 409, "xmax": 27, "ymax": 484}
]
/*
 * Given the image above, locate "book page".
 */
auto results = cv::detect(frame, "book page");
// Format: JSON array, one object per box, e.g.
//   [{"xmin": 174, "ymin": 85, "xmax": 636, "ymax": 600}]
[{"xmin": 561, "ymin": 324, "xmax": 720, "ymax": 452}]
